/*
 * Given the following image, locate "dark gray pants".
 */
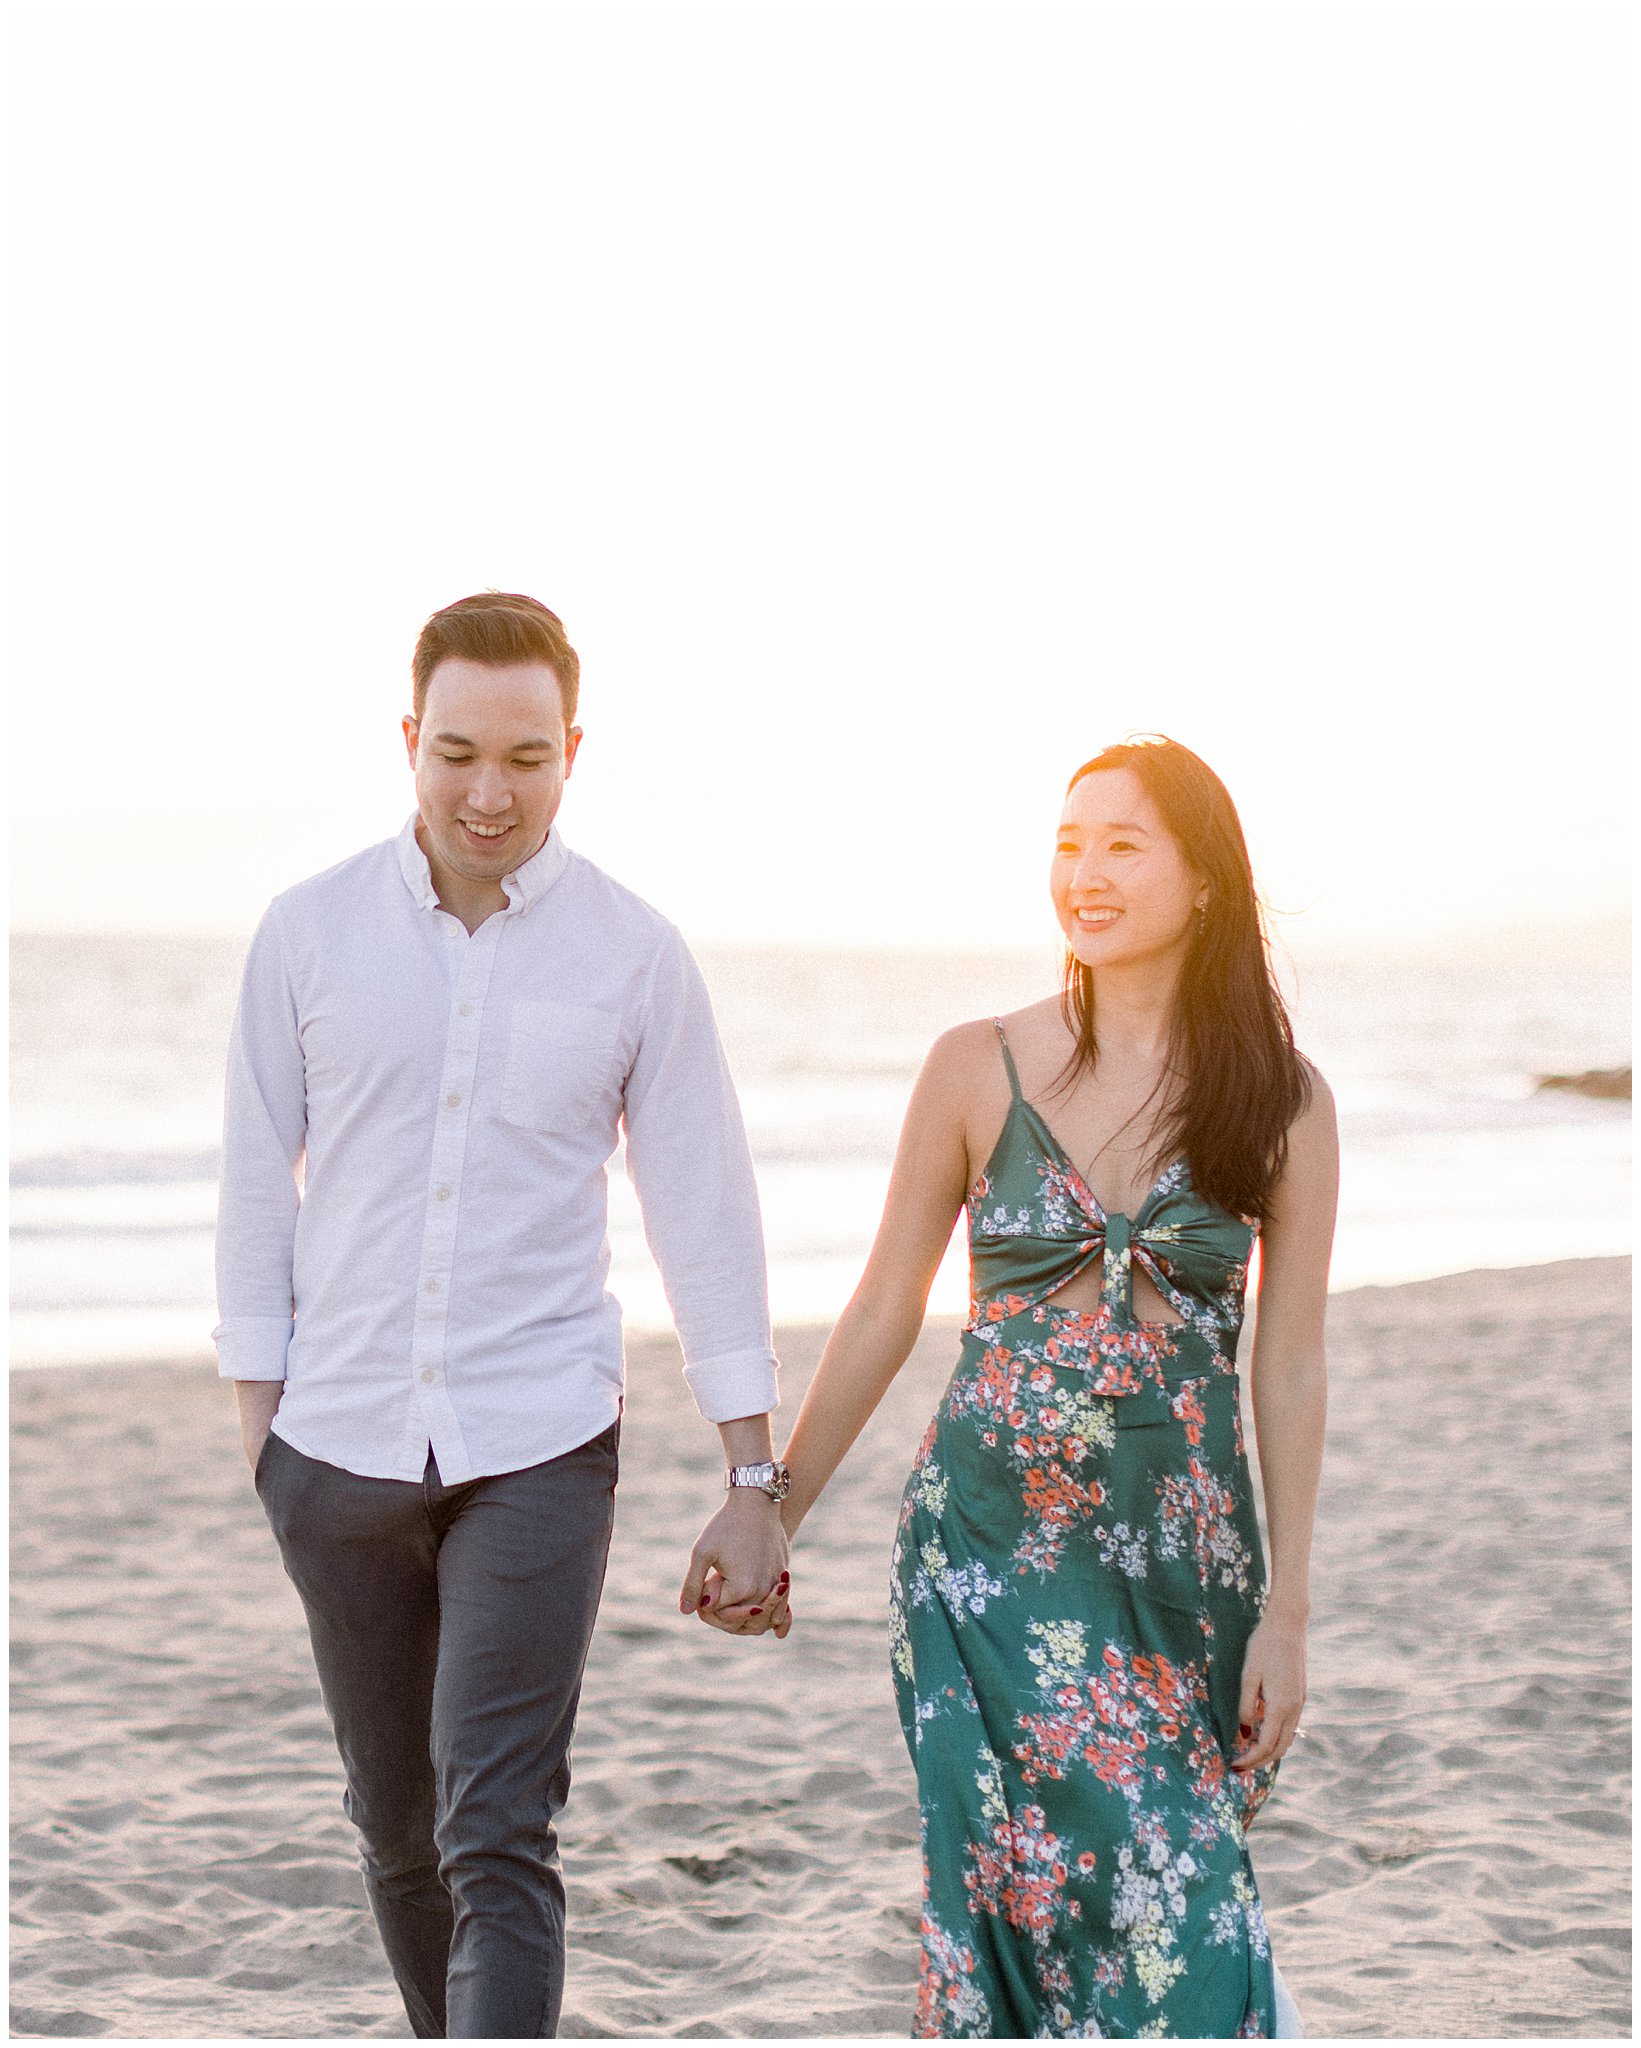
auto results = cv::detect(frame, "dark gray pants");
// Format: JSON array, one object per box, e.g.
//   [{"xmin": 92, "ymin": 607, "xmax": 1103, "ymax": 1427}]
[{"xmin": 256, "ymin": 1422, "xmax": 618, "ymax": 2040}]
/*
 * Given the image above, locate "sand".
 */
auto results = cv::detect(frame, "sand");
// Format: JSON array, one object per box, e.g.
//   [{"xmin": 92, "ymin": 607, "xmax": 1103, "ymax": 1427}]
[{"xmin": 10, "ymin": 1258, "xmax": 1631, "ymax": 2041}]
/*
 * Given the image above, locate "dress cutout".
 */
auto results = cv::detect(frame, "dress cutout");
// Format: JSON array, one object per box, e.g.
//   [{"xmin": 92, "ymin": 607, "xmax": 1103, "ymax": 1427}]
[{"xmin": 890, "ymin": 1021, "xmax": 1280, "ymax": 2038}]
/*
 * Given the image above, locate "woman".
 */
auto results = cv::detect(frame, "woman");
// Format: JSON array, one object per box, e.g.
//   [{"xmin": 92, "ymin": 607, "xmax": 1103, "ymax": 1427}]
[{"xmin": 715, "ymin": 737, "xmax": 1335, "ymax": 2038}]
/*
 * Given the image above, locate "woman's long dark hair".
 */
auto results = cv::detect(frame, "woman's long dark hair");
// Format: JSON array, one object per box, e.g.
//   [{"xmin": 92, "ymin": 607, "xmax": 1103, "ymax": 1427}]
[{"xmin": 1058, "ymin": 736, "xmax": 1309, "ymax": 1221}]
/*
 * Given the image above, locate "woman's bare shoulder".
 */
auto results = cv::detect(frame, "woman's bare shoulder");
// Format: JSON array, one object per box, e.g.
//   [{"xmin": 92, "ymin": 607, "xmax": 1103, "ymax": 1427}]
[
  {"xmin": 989, "ymin": 995, "xmax": 1072, "ymax": 1084},
  {"xmin": 926, "ymin": 996, "xmax": 1061, "ymax": 1069},
  {"xmin": 997, "ymin": 993, "xmax": 1068, "ymax": 1036},
  {"xmin": 922, "ymin": 1015, "xmax": 1005, "ymax": 1089},
  {"xmin": 915, "ymin": 1000, "xmax": 1063, "ymax": 1147},
  {"xmin": 1274, "ymin": 1059, "xmax": 1339, "ymax": 1208},
  {"xmin": 1293, "ymin": 1057, "xmax": 1337, "ymax": 1129}
]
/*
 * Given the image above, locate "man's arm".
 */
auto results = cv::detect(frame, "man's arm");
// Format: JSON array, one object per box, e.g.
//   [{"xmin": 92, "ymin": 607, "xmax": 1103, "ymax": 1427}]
[
  {"xmin": 234, "ymin": 1378, "xmax": 285, "ymax": 1472},
  {"xmin": 214, "ymin": 905, "xmax": 307, "ymax": 1460},
  {"xmin": 622, "ymin": 929, "xmax": 786, "ymax": 1627}
]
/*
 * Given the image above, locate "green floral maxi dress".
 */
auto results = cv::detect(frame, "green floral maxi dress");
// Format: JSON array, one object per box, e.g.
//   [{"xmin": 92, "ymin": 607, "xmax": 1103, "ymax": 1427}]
[{"xmin": 890, "ymin": 1025, "xmax": 1281, "ymax": 2039}]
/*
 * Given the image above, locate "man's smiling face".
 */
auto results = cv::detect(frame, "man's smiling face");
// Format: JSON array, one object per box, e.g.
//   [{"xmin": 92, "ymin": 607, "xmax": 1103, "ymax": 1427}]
[{"xmin": 403, "ymin": 657, "xmax": 581, "ymax": 894}]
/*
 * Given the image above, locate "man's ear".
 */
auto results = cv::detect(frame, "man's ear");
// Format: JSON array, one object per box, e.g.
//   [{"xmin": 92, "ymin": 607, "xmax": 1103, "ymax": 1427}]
[
  {"xmin": 402, "ymin": 713, "xmax": 420, "ymax": 768},
  {"xmin": 564, "ymin": 725, "xmax": 584, "ymax": 776}
]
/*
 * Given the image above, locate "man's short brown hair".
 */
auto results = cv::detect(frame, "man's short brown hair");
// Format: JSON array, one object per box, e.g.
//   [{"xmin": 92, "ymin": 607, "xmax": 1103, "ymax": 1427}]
[{"xmin": 411, "ymin": 592, "xmax": 581, "ymax": 724}]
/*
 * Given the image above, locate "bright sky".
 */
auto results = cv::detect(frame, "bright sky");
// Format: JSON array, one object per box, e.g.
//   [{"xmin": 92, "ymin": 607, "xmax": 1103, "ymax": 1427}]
[{"xmin": 10, "ymin": 3, "xmax": 1631, "ymax": 949}]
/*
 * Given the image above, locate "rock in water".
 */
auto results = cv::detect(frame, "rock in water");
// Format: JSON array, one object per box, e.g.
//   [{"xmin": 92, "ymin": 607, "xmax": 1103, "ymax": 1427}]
[{"xmin": 1535, "ymin": 1066, "xmax": 1631, "ymax": 1100}]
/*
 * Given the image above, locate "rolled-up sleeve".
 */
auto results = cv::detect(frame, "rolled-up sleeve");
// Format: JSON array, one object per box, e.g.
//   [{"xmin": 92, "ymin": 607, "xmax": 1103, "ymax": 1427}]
[
  {"xmin": 213, "ymin": 905, "xmax": 307, "ymax": 1381},
  {"xmin": 622, "ymin": 929, "xmax": 780, "ymax": 1422}
]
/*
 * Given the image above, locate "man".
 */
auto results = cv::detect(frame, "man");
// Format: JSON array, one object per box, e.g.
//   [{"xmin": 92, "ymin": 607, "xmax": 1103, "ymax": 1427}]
[{"xmin": 215, "ymin": 592, "xmax": 790, "ymax": 2040}]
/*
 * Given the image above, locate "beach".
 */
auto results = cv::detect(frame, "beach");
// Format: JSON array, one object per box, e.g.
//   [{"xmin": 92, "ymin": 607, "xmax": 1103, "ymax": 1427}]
[{"xmin": 9, "ymin": 1257, "xmax": 1631, "ymax": 2041}]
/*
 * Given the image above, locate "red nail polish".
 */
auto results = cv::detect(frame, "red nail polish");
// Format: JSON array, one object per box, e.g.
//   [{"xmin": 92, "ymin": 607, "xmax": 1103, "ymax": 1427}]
[
  {"xmin": 750, "ymin": 1607, "xmax": 763, "ymax": 1616},
  {"xmin": 698, "ymin": 1593, "xmax": 711, "ymax": 1609}
]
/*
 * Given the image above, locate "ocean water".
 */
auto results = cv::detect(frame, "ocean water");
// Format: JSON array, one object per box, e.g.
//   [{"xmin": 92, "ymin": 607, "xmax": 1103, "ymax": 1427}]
[{"xmin": 9, "ymin": 929, "xmax": 1630, "ymax": 1368}]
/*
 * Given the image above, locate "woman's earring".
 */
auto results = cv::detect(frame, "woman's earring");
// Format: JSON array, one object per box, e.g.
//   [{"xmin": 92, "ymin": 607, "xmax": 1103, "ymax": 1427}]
[{"xmin": 1195, "ymin": 899, "xmax": 1208, "ymax": 930}]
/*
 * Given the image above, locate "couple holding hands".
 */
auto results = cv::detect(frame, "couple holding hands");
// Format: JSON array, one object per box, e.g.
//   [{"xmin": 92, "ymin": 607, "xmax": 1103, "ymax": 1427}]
[{"xmin": 217, "ymin": 591, "xmax": 1334, "ymax": 2040}]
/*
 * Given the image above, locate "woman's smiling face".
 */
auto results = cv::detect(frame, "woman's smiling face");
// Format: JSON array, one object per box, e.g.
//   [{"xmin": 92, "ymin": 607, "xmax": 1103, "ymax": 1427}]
[{"xmin": 1051, "ymin": 766, "xmax": 1206, "ymax": 974}]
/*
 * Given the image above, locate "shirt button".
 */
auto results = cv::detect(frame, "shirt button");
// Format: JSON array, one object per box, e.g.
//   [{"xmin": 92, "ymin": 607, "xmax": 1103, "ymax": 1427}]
[
  {"xmin": 457, "ymin": 1002, "xmax": 472, "ymax": 1017},
  {"xmin": 446, "ymin": 1093, "xmax": 461, "ymax": 1108},
  {"xmin": 436, "ymin": 1187, "xmax": 452, "ymax": 1202},
  {"xmin": 420, "ymin": 1368, "xmax": 436, "ymax": 1385},
  {"xmin": 425, "ymin": 1279, "xmax": 440, "ymax": 1294}
]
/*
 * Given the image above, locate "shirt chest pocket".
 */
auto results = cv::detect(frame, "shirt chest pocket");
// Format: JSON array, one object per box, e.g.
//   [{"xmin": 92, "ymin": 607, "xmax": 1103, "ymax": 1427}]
[{"xmin": 501, "ymin": 1001, "xmax": 622, "ymax": 1137}]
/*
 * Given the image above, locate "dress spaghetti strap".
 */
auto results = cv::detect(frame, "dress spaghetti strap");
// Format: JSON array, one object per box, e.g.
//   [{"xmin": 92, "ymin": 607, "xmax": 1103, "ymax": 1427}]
[{"xmin": 992, "ymin": 1018, "xmax": 1023, "ymax": 1102}]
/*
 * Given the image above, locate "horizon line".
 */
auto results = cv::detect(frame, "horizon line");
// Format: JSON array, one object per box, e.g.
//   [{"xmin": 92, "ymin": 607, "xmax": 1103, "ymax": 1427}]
[{"xmin": 10, "ymin": 914, "xmax": 1633, "ymax": 961}]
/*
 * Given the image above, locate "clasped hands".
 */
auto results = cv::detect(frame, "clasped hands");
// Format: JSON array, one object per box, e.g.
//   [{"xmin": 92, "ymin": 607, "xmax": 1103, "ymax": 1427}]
[{"xmin": 678, "ymin": 1489, "xmax": 792, "ymax": 1639}]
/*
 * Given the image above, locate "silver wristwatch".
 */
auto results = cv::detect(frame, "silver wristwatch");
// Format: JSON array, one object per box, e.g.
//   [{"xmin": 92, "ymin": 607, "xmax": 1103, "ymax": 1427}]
[{"xmin": 726, "ymin": 1459, "xmax": 791, "ymax": 1503}]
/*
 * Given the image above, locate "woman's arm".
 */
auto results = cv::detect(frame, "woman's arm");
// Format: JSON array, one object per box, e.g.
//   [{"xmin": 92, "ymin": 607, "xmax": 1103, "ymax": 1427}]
[
  {"xmin": 1235, "ymin": 1070, "xmax": 1338, "ymax": 1771},
  {"xmin": 779, "ymin": 1026, "xmax": 980, "ymax": 1540}
]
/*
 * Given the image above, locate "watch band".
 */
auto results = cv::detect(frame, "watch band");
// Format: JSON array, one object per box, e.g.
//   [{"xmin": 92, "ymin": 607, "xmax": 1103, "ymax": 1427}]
[{"xmin": 726, "ymin": 1459, "xmax": 791, "ymax": 1502}]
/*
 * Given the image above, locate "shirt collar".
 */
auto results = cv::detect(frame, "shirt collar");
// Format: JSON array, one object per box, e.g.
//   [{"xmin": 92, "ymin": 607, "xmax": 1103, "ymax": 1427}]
[{"xmin": 395, "ymin": 812, "xmax": 571, "ymax": 917}]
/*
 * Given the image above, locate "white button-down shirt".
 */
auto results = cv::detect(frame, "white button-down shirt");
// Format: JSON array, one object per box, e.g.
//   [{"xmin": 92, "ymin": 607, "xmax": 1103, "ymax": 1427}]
[{"xmin": 214, "ymin": 816, "xmax": 779, "ymax": 1482}]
